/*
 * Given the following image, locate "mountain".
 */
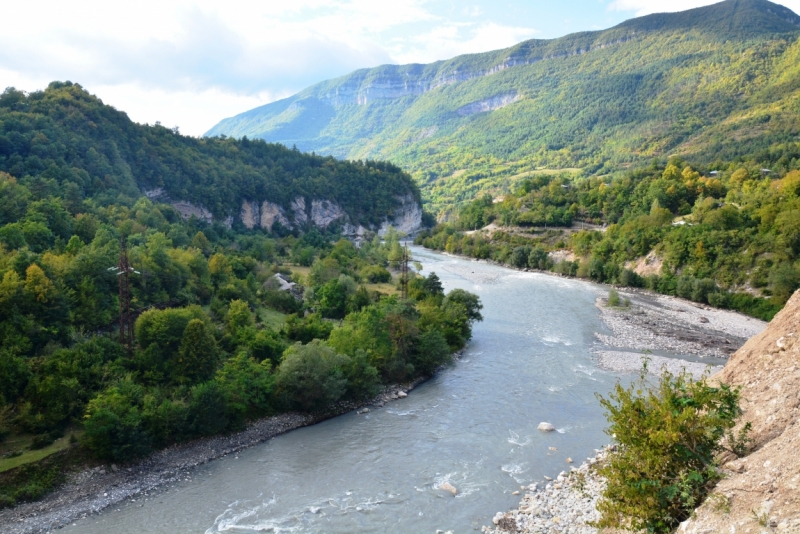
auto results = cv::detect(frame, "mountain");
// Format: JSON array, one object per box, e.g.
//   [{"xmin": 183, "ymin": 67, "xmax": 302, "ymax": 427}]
[
  {"xmin": 206, "ymin": 0, "xmax": 800, "ymax": 213},
  {"xmin": 0, "ymin": 83, "xmax": 422, "ymax": 234}
]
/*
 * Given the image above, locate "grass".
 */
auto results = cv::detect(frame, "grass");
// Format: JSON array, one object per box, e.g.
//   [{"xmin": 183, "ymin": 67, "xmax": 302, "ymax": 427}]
[
  {"xmin": 365, "ymin": 282, "xmax": 400, "ymax": 295},
  {"xmin": 0, "ymin": 432, "xmax": 79, "ymax": 473},
  {"xmin": 258, "ymin": 307, "xmax": 289, "ymax": 330},
  {"xmin": 285, "ymin": 265, "xmax": 311, "ymax": 279}
]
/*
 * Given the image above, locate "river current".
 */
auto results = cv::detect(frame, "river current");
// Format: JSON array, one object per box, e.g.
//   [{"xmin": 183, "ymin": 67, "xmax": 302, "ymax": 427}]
[{"xmin": 62, "ymin": 247, "xmax": 633, "ymax": 534}]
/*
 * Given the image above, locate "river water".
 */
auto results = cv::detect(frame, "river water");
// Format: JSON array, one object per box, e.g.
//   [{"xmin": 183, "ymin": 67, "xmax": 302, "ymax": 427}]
[{"xmin": 62, "ymin": 247, "xmax": 635, "ymax": 534}]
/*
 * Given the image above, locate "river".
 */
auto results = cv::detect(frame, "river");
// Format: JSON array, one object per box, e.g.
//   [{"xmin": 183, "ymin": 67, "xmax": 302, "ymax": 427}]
[{"xmin": 60, "ymin": 247, "xmax": 636, "ymax": 533}]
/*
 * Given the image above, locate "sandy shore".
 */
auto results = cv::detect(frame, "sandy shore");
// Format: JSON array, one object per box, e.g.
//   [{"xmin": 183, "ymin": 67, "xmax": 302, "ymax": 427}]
[{"xmin": 0, "ymin": 383, "xmax": 423, "ymax": 534}]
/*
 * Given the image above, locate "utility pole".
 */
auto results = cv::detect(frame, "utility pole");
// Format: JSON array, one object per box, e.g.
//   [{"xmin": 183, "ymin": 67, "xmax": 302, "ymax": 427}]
[
  {"xmin": 108, "ymin": 236, "xmax": 139, "ymax": 353},
  {"xmin": 400, "ymin": 243, "xmax": 410, "ymax": 300}
]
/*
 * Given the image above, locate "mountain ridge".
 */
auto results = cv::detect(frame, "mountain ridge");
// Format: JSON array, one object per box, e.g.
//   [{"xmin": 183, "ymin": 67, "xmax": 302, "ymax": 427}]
[
  {"xmin": 207, "ymin": 0, "xmax": 800, "ymax": 137},
  {"xmin": 206, "ymin": 0, "xmax": 800, "ymax": 213}
]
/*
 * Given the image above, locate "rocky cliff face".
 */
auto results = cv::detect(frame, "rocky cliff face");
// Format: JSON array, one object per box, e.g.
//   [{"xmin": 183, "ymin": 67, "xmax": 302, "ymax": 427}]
[
  {"xmin": 145, "ymin": 188, "xmax": 224, "ymax": 226},
  {"xmin": 238, "ymin": 193, "xmax": 422, "ymax": 236},
  {"xmin": 678, "ymin": 290, "xmax": 800, "ymax": 533}
]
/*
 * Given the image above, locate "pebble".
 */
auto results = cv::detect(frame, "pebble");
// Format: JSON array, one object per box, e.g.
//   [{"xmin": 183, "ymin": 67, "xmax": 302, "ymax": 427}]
[{"xmin": 482, "ymin": 447, "xmax": 613, "ymax": 534}]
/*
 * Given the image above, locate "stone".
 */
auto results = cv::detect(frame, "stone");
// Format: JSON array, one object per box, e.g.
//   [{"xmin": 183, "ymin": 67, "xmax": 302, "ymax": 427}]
[
  {"xmin": 566, "ymin": 457, "xmax": 573, "ymax": 463},
  {"xmin": 537, "ymin": 422, "xmax": 555, "ymax": 432},
  {"xmin": 397, "ymin": 391, "xmax": 408, "ymax": 398},
  {"xmin": 512, "ymin": 491, "xmax": 519, "ymax": 495},
  {"xmin": 439, "ymin": 482, "xmax": 458, "ymax": 496}
]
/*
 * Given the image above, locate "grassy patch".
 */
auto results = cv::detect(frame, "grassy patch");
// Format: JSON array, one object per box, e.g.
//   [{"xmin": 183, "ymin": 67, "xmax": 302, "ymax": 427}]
[
  {"xmin": 0, "ymin": 432, "xmax": 79, "ymax": 473},
  {"xmin": 365, "ymin": 282, "xmax": 400, "ymax": 296},
  {"xmin": 259, "ymin": 307, "xmax": 289, "ymax": 330}
]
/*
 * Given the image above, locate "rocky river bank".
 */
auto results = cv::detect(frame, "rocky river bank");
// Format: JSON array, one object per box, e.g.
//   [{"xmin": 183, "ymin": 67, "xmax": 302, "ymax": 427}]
[
  {"xmin": 481, "ymin": 288, "xmax": 768, "ymax": 534},
  {"xmin": 592, "ymin": 288, "xmax": 766, "ymax": 377},
  {"xmin": 0, "ymin": 382, "xmax": 424, "ymax": 534},
  {"xmin": 483, "ymin": 447, "xmax": 610, "ymax": 534}
]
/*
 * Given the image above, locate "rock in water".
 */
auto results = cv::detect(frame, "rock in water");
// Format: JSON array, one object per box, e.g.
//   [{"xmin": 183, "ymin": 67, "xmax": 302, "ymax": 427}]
[
  {"xmin": 537, "ymin": 422, "xmax": 555, "ymax": 432},
  {"xmin": 397, "ymin": 391, "xmax": 408, "ymax": 398},
  {"xmin": 439, "ymin": 482, "xmax": 458, "ymax": 496}
]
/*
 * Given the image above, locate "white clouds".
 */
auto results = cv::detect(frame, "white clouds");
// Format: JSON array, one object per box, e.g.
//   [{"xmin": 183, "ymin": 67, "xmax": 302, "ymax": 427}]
[
  {"xmin": 0, "ymin": 1, "xmax": 541, "ymax": 134},
  {"xmin": 10, "ymin": 0, "xmax": 796, "ymax": 135},
  {"xmin": 609, "ymin": 0, "xmax": 800, "ymax": 16},
  {"xmin": 391, "ymin": 22, "xmax": 538, "ymax": 64}
]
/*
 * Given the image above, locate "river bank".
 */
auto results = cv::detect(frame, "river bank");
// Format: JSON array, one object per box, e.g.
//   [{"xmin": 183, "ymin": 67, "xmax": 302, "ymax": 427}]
[
  {"xmin": 483, "ymin": 447, "xmax": 610, "ymax": 534},
  {"xmin": 591, "ymin": 288, "xmax": 765, "ymax": 379},
  {"xmin": 0, "ymin": 381, "xmax": 427, "ymax": 534}
]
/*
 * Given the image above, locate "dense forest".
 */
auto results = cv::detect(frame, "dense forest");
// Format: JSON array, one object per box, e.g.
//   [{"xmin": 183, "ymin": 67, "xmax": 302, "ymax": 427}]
[
  {"xmin": 0, "ymin": 83, "xmax": 454, "ymax": 500},
  {"xmin": 207, "ymin": 0, "xmax": 800, "ymax": 213},
  {"xmin": 0, "ymin": 124, "xmax": 478, "ymax": 506},
  {"xmin": 417, "ymin": 159, "xmax": 800, "ymax": 321},
  {"xmin": 0, "ymin": 83, "xmax": 420, "ymax": 226}
]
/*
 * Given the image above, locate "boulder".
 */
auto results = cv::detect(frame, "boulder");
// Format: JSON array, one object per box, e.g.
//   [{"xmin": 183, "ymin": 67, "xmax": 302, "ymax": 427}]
[
  {"xmin": 537, "ymin": 422, "xmax": 555, "ymax": 432},
  {"xmin": 439, "ymin": 482, "xmax": 458, "ymax": 496},
  {"xmin": 397, "ymin": 391, "xmax": 408, "ymax": 398}
]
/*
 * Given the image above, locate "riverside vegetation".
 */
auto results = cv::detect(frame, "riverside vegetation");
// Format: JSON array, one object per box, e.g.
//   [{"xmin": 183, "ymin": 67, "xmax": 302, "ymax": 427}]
[
  {"xmin": 417, "ymin": 160, "xmax": 800, "ymax": 321},
  {"xmin": 0, "ymin": 84, "xmax": 481, "ymax": 507},
  {"xmin": 0, "ymin": 175, "xmax": 481, "ymax": 506}
]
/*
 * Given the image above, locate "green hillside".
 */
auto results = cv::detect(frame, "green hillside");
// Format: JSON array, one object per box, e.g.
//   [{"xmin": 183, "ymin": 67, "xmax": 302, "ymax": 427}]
[
  {"xmin": 206, "ymin": 0, "xmax": 800, "ymax": 213},
  {"xmin": 0, "ymin": 83, "xmax": 419, "ymax": 228}
]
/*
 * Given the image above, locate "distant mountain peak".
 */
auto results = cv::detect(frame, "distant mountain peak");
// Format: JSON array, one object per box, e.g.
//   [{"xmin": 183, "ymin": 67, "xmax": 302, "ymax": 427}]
[
  {"xmin": 617, "ymin": 0, "xmax": 800, "ymax": 35},
  {"xmin": 205, "ymin": 0, "xmax": 800, "ymax": 212}
]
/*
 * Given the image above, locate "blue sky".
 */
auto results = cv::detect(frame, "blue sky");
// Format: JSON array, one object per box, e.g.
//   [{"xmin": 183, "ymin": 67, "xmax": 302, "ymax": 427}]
[{"xmin": 2, "ymin": 0, "xmax": 799, "ymax": 135}]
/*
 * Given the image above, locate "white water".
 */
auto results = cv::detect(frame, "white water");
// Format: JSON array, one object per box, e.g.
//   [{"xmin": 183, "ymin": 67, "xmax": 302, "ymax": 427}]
[{"xmin": 61, "ymin": 247, "xmax": 644, "ymax": 533}]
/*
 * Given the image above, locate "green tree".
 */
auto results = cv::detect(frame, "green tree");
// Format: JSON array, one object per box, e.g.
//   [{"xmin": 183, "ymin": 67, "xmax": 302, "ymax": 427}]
[
  {"xmin": 174, "ymin": 319, "xmax": 219, "ymax": 384},
  {"xmin": 276, "ymin": 341, "xmax": 349, "ymax": 412}
]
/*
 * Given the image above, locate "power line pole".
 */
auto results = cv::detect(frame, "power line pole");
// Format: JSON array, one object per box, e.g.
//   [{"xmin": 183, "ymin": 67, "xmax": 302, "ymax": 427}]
[
  {"xmin": 400, "ymin": 243, "xmax": 409, "ymax": 300},
  {"xmin": 108, "ymin": 237, "xmax": 139, "ymax": 354}
]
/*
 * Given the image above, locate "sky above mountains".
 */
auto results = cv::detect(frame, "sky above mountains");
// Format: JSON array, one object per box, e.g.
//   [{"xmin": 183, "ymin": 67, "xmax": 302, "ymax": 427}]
[{"xmin": 3, "ymin": 0, "xmax": 799, "ymax": 136}]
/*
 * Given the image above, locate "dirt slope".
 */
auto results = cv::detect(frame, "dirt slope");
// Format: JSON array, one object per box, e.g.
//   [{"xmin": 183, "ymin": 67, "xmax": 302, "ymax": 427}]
[{"xmin": 679, "ymin": 290, "xmax": 800, "ymax": 533}]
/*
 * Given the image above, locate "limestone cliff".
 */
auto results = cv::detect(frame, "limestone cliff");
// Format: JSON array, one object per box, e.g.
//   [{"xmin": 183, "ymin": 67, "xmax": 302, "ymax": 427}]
[
  {"xmin": 678, "ymin": 290, "xmax": 800, "ymax": 533},
  {"xmin": 145, "ymin": 189, "xmax": 220, "ymax": 226},
  {"xmin": 238, "ymin": 193, "xmax": 422, "ymax": 236}
]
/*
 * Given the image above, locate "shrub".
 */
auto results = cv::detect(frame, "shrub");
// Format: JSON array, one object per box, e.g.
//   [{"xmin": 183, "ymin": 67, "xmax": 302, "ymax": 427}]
[
  {"xmin": 619, "ymin": 268, "xmax": 643, "ymax": 288},
  {"xmin": 262, "ymin": 289, "xmax": 302, "ymax": 314},
  {"xmin": 360, "ymin": 265, "xmax": 391, "ymax": 284},
  {"xmin": 283, "ymin": 313, "xmax": 333, "ymax": 343},
  {"xmin": 594, "ymin": 368, "xmax": 742, "ymax": 533},
  {"xmin": 607, "ymin": 289, "xmax": 621, "ymax": 307},
  {"xmin": 82, "ymin": 383, "xmax": 152, "ymax": 462},
  {"xmin": 276, "ymin": 341, "xmax": 349, "ymax": 412}
]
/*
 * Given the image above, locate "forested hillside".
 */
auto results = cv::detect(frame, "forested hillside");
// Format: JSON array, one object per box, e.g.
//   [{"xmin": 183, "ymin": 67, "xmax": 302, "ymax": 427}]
[
  {"xmin": 0, "ymin": 84, "xmax": 475, "ymax": 506},
  {"xmin": 0, "ymin": 170, "xmax": 480, "ymax": 505},
  {"xmin": 417, "ymin": 158, "xmax": 800, "ymax": 320},
  {"xmin": 0, "ymin": 82, "xmax": 419, "ymax": 227},
  {"xmin": 207, "ymin": 0, "xmax": 800, "ymax": 213}
]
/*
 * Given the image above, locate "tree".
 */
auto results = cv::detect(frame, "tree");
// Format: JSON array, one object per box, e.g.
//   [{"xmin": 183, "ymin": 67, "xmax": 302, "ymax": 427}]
[
  {"xmin": 174, "ymin": 319, "xmax": 218, "ymax": 384},
  {"xmin": 422, "ymin": 272, "xmax": 444, "ymax": 296},
  {"xmin": 276, "ymin": 341, "xmax": 349, "ymax": 412},
  {"xmin": 317, "ymin": 279, "xmax": 348, "ymax": 319},
  {"xmin": 442, "ymin": 289, "xmax": 483, "ymax": 323}
]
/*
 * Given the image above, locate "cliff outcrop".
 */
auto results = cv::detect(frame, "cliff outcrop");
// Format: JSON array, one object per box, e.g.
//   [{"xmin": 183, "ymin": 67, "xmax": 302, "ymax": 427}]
[
  {"xmin": 238, "ymin": 193, "xmax": 422, "ymax": 236},
  {"xmin": 679, "ymin": 290, "xmax": 800, "ymax": 533}
]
